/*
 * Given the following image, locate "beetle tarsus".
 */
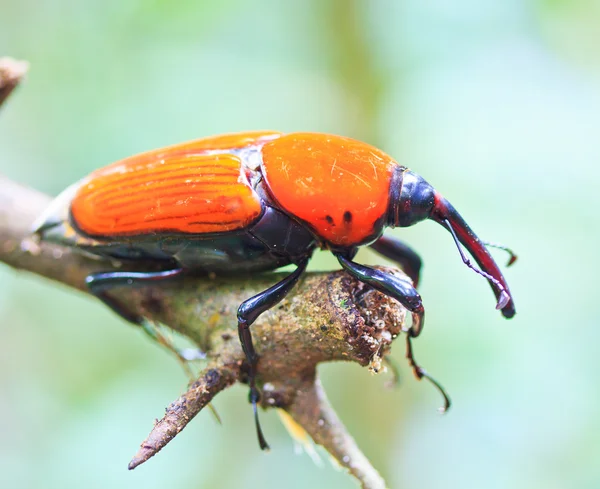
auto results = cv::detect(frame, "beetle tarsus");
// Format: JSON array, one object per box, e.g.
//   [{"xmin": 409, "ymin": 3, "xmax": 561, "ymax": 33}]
[
  {"xmin": 238, "ymin": 320, "xmax": 269, "ymax": 449},
  {"xmin": 250, "ymin": 387, "xmax": 270, "ymax": 451},
  {"xmin": 405, "ymin": 334, "xmax": 451, "ymax": 413}
]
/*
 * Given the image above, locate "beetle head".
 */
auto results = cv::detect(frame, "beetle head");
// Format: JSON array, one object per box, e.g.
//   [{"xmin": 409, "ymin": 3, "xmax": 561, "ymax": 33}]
[
  {"xmin": 390, "ymin": 170, "xmax": 436, "ymax": 228},
  {"xmin": 390, "ymin": 169, "xmax": 516, "ymax": 319}
]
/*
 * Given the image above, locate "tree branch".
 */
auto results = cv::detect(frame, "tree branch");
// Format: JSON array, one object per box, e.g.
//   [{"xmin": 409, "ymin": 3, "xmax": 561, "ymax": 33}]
[
  {"xmin": 128, "ymin": 363, "xmax": 239, "ymax": 470},
  {"xmin": 0, "ymin": 59, "xmax": 404, "ymax": 489}
]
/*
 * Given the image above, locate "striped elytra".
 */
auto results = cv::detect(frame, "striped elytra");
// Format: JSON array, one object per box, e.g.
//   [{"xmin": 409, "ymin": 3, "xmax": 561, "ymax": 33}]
[{"xmin": 70, "ymin": 132, "xmax": 282, "ymax": 237}]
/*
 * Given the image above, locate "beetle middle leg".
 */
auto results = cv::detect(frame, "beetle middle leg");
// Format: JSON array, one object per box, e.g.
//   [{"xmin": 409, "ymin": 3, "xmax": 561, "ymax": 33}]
[
  {"xmin": 369, "ymin": 234, "xmax": 423, "ymax": 287},
  {"xmin": 335, "ymin": 253, "xmax": 450, "ymax": 411},
  {"xmin": 237, "ymin": 257, "xmax": 309, "ymax": 450}
]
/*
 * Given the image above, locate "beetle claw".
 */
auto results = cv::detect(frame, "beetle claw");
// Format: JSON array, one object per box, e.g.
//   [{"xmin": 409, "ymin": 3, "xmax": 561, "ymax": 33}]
[
  {"xmin": 405, "ymin": 335, "xmax": 451, "ymax": 413},
  {"xmin": 249, "ymin": 387, "xmax": 270, "ymax": 451}
]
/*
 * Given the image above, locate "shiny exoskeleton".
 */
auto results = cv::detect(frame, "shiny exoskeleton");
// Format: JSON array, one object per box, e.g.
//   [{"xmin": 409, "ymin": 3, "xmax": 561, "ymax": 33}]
[{"xmin": 33, "ymin": 131, "xmax": 517, "ymax": 450}]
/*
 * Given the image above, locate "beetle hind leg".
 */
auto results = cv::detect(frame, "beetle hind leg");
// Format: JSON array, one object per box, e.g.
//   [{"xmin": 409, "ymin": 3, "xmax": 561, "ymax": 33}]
[
  {"xmin": 85, "ymin": 268, "xmax": 205, "ymax": 364},
  {"xmin": 237, "ymin": 257, "xmax": 309, "ymax": 450},
  {"xmin": 86, "ymin": 268, "xmax": 223, "ymax": 422}
]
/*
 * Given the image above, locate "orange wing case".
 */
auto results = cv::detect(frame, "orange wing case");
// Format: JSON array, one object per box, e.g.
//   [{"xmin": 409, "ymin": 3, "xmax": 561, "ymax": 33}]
[{"xmin": 70, "ymin": 132, "xmax": 281, "ymax": 237}]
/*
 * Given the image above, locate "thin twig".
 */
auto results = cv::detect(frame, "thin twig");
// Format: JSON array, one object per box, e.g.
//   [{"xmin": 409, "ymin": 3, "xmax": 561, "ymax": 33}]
[
  {"xmin": 128, "ymin": 363, "xmax": 239, "ymax": 470},
  {"xmin": 284, "ymin": 377, "xmax": 387, "ymax": 489}
]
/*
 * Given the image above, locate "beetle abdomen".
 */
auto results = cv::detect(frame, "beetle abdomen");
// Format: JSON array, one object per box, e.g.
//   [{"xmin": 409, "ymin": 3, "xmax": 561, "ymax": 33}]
[
  {"xmin": 260, "ymin": 133, "xmax": 401, "ymax": 247},
  {"xmin": 71, "ymin": 153, "xmax": 263, "ymax": 237}
]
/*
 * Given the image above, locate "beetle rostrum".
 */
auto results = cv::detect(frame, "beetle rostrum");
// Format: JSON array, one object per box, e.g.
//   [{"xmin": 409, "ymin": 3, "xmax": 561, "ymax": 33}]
[{"xmin": 32, "ymin": 131, "xmax": 516, "ymax": 450}]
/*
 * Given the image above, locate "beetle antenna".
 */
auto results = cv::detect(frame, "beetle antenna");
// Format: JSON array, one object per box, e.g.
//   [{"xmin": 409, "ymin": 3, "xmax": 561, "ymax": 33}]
[
  {"xmin": 482, "ymin": 241, "xmax": 518, "ymax": 267},
  {"xmin": 405, "ymin": 334, "xmax": 451, "ymax": 412}
]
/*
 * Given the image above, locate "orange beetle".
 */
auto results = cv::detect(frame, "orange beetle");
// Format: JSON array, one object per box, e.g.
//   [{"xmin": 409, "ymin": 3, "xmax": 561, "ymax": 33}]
[{"xmin": 34, "ymin": 131, "xmax": 516, "ymax": 449}]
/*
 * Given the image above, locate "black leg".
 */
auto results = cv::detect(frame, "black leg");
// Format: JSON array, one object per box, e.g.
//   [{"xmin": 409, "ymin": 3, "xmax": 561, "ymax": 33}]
[
  {"xmin": 336, "ymin": 253, "xmax": 424, "ymax": 337},
  {"xmin": 85, "ymin": 268, "xmax": 198, "ymax": 357},
  {"xmin": 369, "ymin": 234, "xmax": 423, "ymax": 287},
  {"xmin": 405, "ymin": 333, "xmax": 451, "ymax": 412},
  {"xmin": 86, "ymin": 267, "xmax": 223, "ymax": 422},
  {"xmin": 86, "ymin": 268, "xmax": 185, "ymax": 325},
  {"xmin": 237, "ymin": 257, "xmax": 309, "ymax": 450},
  {"xmin": 335, "ymin": 253, "xmax": 450, "ymax": 411}
]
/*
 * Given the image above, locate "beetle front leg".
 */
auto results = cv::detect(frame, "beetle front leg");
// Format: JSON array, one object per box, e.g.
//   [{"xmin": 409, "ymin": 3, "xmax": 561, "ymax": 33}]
[
  {"xmin": 369, "ymin": 234, "xmax": 423, "ymax": 287},
  {"xmin": 335, "ymin": 253, "xmax": 450, "ymax": 411},
  {"xmin": 237, "ymin": 257, "xmax": 309, "ymax": 450},
  {"xmin": 336, "ymin": 253, "xmax": 424, "ymax": 337}
]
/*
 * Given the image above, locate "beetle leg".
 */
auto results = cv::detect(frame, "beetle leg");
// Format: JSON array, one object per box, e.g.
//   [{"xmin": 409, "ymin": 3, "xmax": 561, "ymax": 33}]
[
  {"xmin": 237, "ymin": 257, "xmax": 309, "ymax": 451},
  {"xmin": 85, "ymin": 268, "xmax": 198, "ymax": 359},
  {"xmin": 86, "ymin": 268, "xmax": 184, "ymax": 324},
  {"xmin": 86, "ymin": 268, "xmax": 223, "ymax": 423},
  {"xmin": 336, "ymin": 254, "xmax": 424, "ymax": 337},
  {"xmin": 335, "ymin": 253, "xmax": 450, "ymax": 411},
  {"xmin": 404, "ymin": 333, "xmax": 451, "ymax": 412},
  {"xmin": 369, "ymin": 234, "xmax": 423, "ymax": 287}
]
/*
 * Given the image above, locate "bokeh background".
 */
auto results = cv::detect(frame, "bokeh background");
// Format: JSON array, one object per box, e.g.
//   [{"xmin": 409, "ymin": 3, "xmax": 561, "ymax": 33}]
[{"xmin": 1, "ymin": 1, "xmax": 599, "ymax": 488}]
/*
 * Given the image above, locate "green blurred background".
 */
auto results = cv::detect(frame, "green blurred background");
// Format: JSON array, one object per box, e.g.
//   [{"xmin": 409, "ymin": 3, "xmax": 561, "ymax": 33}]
[{"xmin": 1, "ymin": 1, "xmax": 599, "ymax": 488}]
